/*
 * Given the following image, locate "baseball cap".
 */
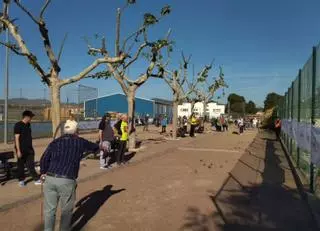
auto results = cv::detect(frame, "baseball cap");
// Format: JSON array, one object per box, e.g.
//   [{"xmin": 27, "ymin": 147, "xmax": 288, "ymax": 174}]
[
  {"xmin": 64, "ymin": 120, "xmax": 78, "ymax": 134},
  {"xmin": 22, "ymin": 110, "xmax": 35, "ymax": 118}
]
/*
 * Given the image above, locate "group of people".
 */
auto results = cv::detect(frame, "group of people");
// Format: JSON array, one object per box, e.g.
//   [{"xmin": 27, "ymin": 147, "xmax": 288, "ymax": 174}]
[
  {"xmin": 235, "ymin": 117, "xmax": 260, "ymax": 135},
  {"xmin": 212, "ymin": 116, "xmax": 229, "ymax": 132},
  {"xmin": 13, "ymin": 110, "xmax": 130, "ymax": 230},
  {"xmin": 98, "ymin": 113, "xmax": 129, "ymax": 169}
]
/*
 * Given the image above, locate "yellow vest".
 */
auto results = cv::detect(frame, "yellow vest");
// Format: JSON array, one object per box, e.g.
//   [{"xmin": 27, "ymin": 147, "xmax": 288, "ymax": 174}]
[
  {"xmin": 191, "ymin": 117, "xmax": 197, "ymax": 125},
  {"xmin": 120, "ymin": 121, "xmax": 128, "ymax": 141}
]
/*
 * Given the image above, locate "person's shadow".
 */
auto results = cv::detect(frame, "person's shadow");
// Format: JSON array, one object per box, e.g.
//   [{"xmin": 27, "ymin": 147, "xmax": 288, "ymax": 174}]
[{"xmin": 71, "ymin": 185, "xmax": 125, "ymax": 231}]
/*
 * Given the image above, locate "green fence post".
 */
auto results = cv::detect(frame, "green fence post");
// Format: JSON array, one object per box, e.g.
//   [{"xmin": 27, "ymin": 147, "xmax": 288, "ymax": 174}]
[
  {"xmin": 290, "ymin": 83, "xmax": 294, "ymax": 155},
  {"xmin": 286, "ymin": 91, "xmax": 290, "ymax": 147},
  {"xmin": 297, "ymin": 69, "xmax": 302, "ymax": 168},
  {"xmin": 310, "ymin": 46, "xmax": 317, "ymax": 193}
]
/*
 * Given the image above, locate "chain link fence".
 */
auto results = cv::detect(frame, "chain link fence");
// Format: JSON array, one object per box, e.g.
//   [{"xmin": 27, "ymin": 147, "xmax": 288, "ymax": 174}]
[
  {"xmin": 278, "ymin": 43, "xmax": 320, "ymax": 198},
  {"xmin": 0, "ymin": 84, "xmax": 98, "ymax": 142}
]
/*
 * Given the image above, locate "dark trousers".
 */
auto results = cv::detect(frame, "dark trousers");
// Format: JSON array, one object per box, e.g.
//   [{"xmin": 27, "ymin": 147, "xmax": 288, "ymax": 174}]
[
  {"xmin": 17, "ymin": 152, "xmax": 39, "ymax": 181},
  {"xmin": 161, "ymin": 126, "xmax": 166, "ymax": 133},
  {"xmin": 239, "ymin": 125, "xmax": 244, "ymax": 134},
  {"xmin": 190, "ymin": 125, "xmax": 196, "ymax": 137},
  {"xmin": 183, "ymin": 126, "xmax": 187, "ymax": 134},
  {"xmin": 117, "ymin": 141, "xmax": 127, "ymax": 164},
  {"xmin": 275, "ymin": 127, "xmax": 281, "ymax": 139}
]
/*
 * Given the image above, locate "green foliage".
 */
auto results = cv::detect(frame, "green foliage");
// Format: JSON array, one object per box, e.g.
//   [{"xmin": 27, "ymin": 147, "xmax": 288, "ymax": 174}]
[
  {"xmin": 90, "ymin": 70, "xmax": 112, "ymax": 79},
  {"xmin": 144, "ymin": 13, "xmax": 158, "ymax": 26},
  {"xmin": 196, "ymin": 65, "xmax": 212, "ymax": 83},
  {"xmin": 245, "ymin": 100, "xmax": 257, "ymax": 114},
  {"xmin": 228, "ymin": 93, "xmax": 246, "ymax": 114},
  {"xmin": 87, "ymin": 50, "xmax": 98, "ymax": 56},
  {"xmin": 264, "ymin": 92, "xmax": 284, "ymax": 111},
  {"xmin": 161, "ymin": 5, "xmax": 171, "ymax": 16}
]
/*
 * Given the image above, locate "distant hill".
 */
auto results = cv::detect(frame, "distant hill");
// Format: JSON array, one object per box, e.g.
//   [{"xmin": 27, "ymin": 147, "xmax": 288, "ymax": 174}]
[
  {"xmin": 0, "ymin": 98, "xmax": 78, "ymax": 106},
  {"xmin": 0, "ymin": 98, "xmax": 50, "ymax": 106}
]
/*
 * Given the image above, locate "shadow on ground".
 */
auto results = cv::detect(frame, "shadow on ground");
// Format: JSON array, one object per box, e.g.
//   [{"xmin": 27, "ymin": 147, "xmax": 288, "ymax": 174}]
[
  {"xmin": 181, "ymin": 130, "xmax": 318, "ymax": 231},
  {"xmin": 71, "ymin": 185, "xmax": 125, "ymax": 231}
]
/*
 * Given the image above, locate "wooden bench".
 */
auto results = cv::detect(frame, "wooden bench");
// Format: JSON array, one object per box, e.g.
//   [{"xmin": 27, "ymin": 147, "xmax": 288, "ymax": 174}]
[{"xmin": 0, "ymin": 151, "xmax": 15, "ymax": 181}]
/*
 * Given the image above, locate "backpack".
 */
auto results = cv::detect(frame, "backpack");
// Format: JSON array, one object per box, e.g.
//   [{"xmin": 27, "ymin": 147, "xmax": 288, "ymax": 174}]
[{"xmin": 114, "ymin": 120, "xmax": 122, "ymax": 136}]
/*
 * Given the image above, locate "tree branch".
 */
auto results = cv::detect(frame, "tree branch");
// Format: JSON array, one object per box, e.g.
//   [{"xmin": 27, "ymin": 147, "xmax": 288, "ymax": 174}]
[
  {"xmin": 0, "ymin": 17, "xmax": 49, "ymax": 85},
  {"xmin": 57, "ymin": 33, "xmax": 68, "ymax": 62},
  {"xmin": 123, "ymin": 42, "xmax": 147, "ymax": 69},
  {"xmin": 13, "ymin": 0, "xmax": 39, "ymax": 24},
  {"xmin": 60, "ymin": 54, "xmax": 127, "ymax": 87},
  {"xmin": 38, "ymin": 20, "xmax": 61, "ymax": 73},
  {"xmin": 40, "ymin": 0, "xmax": 51, "ymax": 20},
  {"xmin": 115, "ymin": 8, "xmax": 121, "ymax": 56},
  {"xmin": 106, "ymin": 63, "xmax": 129, "ymax": 94}
]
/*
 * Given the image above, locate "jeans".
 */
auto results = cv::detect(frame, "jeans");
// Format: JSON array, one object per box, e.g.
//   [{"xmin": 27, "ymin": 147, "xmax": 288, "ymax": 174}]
[
  {"xmin": 44, "ymin": 176, "xmax": 77, "ymax": 231},
  {"xmin": 100, "ymin": 141, "xmax": 111, "ymax": 167},
  {"xmin": 117, "ymin": 141, "xmax": 127, "ymax": 164},
  {"xmin": 17, "ymin": 152, "xmax": 39, "ymax": 181}
]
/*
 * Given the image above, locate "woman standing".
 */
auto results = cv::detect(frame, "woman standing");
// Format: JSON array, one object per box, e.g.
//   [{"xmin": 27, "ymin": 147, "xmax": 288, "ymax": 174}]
[{"xmin": 98, "ymin": 113, "xmax": 114, "ymax": 169}]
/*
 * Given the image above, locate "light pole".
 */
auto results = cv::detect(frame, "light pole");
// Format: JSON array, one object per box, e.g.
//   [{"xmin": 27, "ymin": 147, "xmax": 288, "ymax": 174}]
[{"xmin": 3, "ymin": 2, "xmax": 10, "ymax": 144}]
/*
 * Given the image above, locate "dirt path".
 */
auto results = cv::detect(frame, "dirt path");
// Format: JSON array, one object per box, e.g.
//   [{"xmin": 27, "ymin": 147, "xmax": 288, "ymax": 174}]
[{"xmin": 0, "ymin": 129, "xmax": 257, "ymax": 231}]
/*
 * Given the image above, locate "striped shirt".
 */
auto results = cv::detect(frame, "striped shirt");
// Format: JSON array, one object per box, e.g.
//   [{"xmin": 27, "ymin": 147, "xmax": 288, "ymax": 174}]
[{"xmin": 40, "ymin": 134, "xmax": 99, "ymax": 179}]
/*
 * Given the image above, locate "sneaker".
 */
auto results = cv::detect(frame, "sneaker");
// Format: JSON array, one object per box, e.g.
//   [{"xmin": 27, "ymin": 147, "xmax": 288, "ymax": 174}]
[
  {"xmin": 34, "ymin": 180, "xmax": 42, "ymax": 185},
  {"xmin": 19, "ymin": 181, "xmax": 26, "ymax": 187},
  {"xmin": 100, "ymin": 166, "xmax": 109, "ymax": 170}
]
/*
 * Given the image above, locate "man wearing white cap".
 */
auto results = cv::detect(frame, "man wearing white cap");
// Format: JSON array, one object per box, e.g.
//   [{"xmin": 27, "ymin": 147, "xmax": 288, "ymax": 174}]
[{"xmin": 40, "ymin": 120, "xmax": 99, "ymax": 231}]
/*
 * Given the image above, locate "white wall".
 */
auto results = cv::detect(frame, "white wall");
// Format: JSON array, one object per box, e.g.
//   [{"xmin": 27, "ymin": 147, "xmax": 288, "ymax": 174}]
[
  {"xmin": 178, "ymin": 103, "xmax": 191, "ymax": 118},
  {"xmin": 177, "ymin": 102, "xmax": 225, "ymax": 119}
]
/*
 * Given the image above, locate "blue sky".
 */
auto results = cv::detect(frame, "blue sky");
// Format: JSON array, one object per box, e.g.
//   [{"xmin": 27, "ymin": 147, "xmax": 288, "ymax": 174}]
[{"xmin": 0, "ymin": 0, "xmax": 320, "ymax": 106}]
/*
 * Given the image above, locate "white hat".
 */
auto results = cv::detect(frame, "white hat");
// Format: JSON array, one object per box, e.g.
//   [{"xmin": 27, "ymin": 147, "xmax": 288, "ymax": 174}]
[{"xmin": 64, "ymin": 120, "xmax": 78, "ymax": 134}]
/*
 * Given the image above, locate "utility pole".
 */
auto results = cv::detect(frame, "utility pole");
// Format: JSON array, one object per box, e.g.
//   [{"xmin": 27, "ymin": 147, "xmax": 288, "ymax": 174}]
[{"xmin": 3, "ymin": 3, "xmax": 10, "ymax": 144}]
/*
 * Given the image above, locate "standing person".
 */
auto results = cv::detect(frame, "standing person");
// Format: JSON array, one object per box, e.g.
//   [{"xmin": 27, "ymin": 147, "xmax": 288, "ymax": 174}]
[
  {"xmin": 98, "ymin": 113, "xmax": 114, "ymax": 169},
  {"xmin": 189, "ymin": 113, "xmax": 197, "ymax": 137},
  {"xmin": 40, "ymin": 120, "xmax": 99, "ymax": 231},
  {"xmin": 275, "ymin": 118, "xmax": 282, "ymax": 140},
  {"xmin": 252, "ymin": 117, "xmax": 258, "ymax": 128},
  {"xmin": 183, "ymin": 115, "xmax": 188, "ymax": 134},
  {"xmin": 14, "ymin": 110, "xmax": 41, "ymax": 187},
  {"xmin": 238, "ymin": 117, "xmax": 244, "ymax": 135},
  {"xmin": 161, "ymin": 115, "xmax": 168, "ymax": 133},
  {"xmin": 220, "ymin": 116, "xmax": 226, "ymax": 132},
  {"xmin": 143, "ymin": 114, "xmax": 149, "ymax": 131},
  {"xmin": 117, "ymin": 114, "xmax": 128, "ymax": 165}
]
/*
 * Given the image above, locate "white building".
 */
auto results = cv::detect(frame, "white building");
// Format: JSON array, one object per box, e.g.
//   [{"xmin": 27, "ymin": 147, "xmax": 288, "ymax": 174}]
[{"xmin": 178, "ymin": 102, "xmax": 225, "ymax": 119}]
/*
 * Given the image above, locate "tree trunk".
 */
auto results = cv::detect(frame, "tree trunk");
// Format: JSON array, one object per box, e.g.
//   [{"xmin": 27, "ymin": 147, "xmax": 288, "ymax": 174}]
[
  {"xmin": 172, "ymin": 98, "xmax": 178, "ymax": 139},
  {"xmin": 191, "ymin": 101, "xmax": 195, "ymax": 114},
  {"xmin": 50, "ymin": 84, "xmax": 61, "ymax": 138},
  {"xmin": 127, "ymin": 88, "xmax": 136, "ymax": 150},
  {"xmin": 202, "ymin": 101, "xmax": 207, "ymax": 126}
]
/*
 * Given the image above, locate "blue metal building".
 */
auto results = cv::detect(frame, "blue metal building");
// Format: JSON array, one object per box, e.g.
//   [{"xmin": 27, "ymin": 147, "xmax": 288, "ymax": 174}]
[{"xmin": 84, "ymin": 93, "xmax": 162, "ymax": 118}]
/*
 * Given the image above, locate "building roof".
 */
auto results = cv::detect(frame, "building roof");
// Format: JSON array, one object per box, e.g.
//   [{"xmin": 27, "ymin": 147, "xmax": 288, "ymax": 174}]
[
  {"xmin": 85, "ymin": 92, "xmax": 154, "ymax": 103},
  {"xmin": 85, "ymin": 93, "xmax": 173, "ymax": 105},
  {"xmin": 152, "ymin": 98, "xmax": 173, "ymax": 105}
]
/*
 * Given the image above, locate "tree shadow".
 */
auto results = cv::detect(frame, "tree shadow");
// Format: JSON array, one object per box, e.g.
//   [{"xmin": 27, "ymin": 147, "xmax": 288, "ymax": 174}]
[
  {"xmin": 181, "ymin": 131, "xmax": 318, "ymax": 231},
  {"xmin": 71, "ymin": 185, "xmax": 125, "ymax": 231}
]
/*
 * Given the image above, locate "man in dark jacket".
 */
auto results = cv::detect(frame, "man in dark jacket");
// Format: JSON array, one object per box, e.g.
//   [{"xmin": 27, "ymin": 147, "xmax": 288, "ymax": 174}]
[{"xmin": 40, "ymin": 120, "xmax": 99, "ymax": 231}]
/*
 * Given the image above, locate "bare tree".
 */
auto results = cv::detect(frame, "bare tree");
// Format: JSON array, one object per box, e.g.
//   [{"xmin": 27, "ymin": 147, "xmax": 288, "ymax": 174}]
[
  {"xmin": 191, "ymin": 64, "xmax": 228, "ymax": 125},
  {"xmin": 91, "ymin": 2, "xmax": 172, "ymax": 149},
  {"xmin": 158, "ymin": 53, "xmax": 196, "ymax": 139},
  {"xmin": 0, "ymin": 0, "xmax": 127, "ymax": 135}
]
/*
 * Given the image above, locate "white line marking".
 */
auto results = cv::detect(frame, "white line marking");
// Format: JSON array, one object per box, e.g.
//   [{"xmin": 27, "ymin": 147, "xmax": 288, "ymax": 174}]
[{"xmin": 178, "ymin": 147, "xmax": 241, "ymax": 153}]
